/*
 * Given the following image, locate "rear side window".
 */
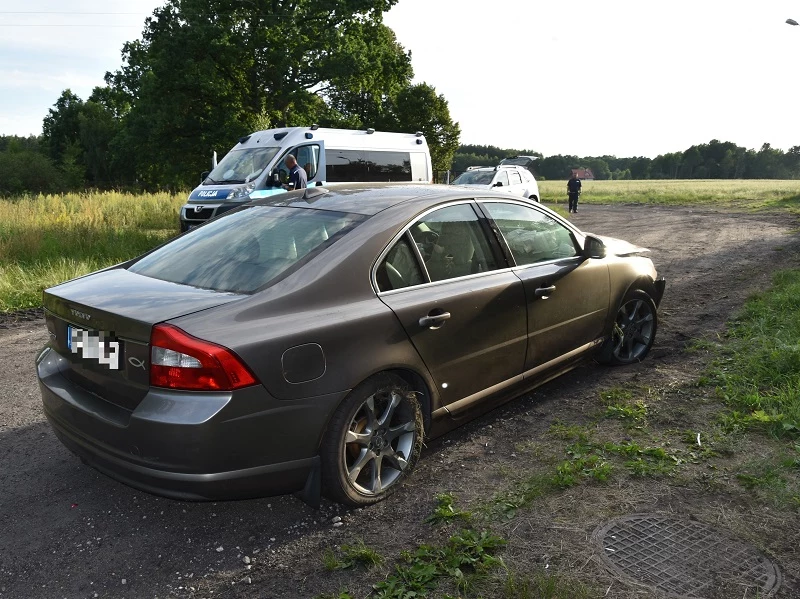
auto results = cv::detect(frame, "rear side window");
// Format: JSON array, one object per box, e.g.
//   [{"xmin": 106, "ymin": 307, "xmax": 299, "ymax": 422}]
[
  {"xmin": 129, "ymin": 207, "xmax": 364, "ymax": 293},
  {"xmin": 509, "ymin": 171, "xmax": 522, "ymax": 185},
  {"xmin": 376, "ymin": 235, "xmax": 425, "ymax": 292},
  {"xmin": 326, "ymin": 149, "xmax": 412, "ymax": 182}
]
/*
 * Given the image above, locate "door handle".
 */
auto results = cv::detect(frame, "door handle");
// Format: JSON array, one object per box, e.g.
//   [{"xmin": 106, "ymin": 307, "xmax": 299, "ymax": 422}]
[
  {"xmin": 535, "ymin": 285, "xmax": 556, "ymax": 298},
  {"xmin": 419, "ymin": 311, "xmax": 451, "ymax": 328}
]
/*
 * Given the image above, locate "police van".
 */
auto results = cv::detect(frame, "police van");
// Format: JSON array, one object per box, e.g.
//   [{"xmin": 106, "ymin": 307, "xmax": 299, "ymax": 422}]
[{"xmin": 180, "ymin": 126, "xmax": 432, "ymax": 231}]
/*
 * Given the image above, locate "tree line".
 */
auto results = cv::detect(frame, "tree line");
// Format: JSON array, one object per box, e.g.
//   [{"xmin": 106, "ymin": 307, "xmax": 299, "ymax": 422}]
[
  {"xmin": 0, "ymin": 0, "xmax": 460, "ymax": 195},
  {"xmin": 452, "ymin": 140, "xmax": 800, "ymax": 180}
]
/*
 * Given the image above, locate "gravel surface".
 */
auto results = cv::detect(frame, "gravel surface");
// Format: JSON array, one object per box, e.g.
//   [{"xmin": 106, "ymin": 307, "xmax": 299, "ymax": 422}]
[{"xmin": 1, "ymin": 204, "xmax": 798, "ymax": 599}]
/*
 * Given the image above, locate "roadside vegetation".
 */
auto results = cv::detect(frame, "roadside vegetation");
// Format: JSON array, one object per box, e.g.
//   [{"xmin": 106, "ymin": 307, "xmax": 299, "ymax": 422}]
[
  {"xmin": 540, "ymin": 179, "xmax": 800, "ymax": 211},
  {"xmin": 0, "ymin": 191, "xmax": 184, "ymax": 311}
]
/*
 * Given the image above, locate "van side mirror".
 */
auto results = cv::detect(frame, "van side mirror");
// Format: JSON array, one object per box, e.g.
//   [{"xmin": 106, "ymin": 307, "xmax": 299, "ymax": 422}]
[
  {"xmin": 583, "ymin": 235, "xmax": 606, "ymax": 259},
  {"xmin": 200, "ymin": 171, "xmax": 210, "ymax": 183},
  {"xmin": 493, "ymin": 181, "xmax": 503, "ymax": 187},
  {"xmin": 270, "ymin": 171, "xmax": 281, "ymax": 186}
]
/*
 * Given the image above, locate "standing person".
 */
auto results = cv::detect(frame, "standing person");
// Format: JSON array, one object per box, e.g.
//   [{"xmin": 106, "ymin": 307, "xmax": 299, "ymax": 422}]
[
  {"xmin": 284, "ymin": 154, "xmax": 307, "ymax": 190},
  {"xmin": 567, "ymin": 171, "xmax": 582, "ymax": 213}
]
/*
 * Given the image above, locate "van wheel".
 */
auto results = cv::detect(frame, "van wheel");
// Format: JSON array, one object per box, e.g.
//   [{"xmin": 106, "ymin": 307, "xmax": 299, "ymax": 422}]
[
  {"xmin": 529, "ymin": 195, "xmax": 540, "ymax": 202},
  {"xmin": 320, "ymin": 373, "xmax": 423, "ymax": 506}
]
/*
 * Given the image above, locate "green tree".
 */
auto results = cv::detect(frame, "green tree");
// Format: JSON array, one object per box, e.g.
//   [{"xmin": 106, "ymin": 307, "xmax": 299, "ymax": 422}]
[
  {"xmin": 42, "ymin": 90, "xmax": 85, "ymax": 167},
  {"xmin": 381, "ymin": 83, "xmax": 460, "ymax": 171},
  {"xmin": 105, "ymin": 0, "xmax": 417, "ymax": 187}
]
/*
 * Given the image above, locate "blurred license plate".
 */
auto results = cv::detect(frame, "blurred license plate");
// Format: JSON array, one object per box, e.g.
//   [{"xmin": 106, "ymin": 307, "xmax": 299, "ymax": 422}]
[{"xmin": 67, "ymin": 325, "xmax": 122, "ymax": 370}]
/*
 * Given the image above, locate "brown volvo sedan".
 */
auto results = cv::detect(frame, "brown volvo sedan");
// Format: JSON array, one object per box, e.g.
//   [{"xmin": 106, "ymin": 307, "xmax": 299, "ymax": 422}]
[{"xmin": 36, "ymin": 184, "xmax": 665, "ymax": 506}]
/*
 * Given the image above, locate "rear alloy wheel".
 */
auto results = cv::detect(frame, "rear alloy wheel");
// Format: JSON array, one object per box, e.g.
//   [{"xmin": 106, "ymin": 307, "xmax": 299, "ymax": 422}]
[
  {"xmin": 529, "ymin": 195, "xmax": 540, "ymax": 203},
  {"xmin": 321, "ymin": 373, "xmax": 423, "ymax": 506},
  {"xmin": 599, "ymin": 289, "xmax": 657, "ymax": 365}
]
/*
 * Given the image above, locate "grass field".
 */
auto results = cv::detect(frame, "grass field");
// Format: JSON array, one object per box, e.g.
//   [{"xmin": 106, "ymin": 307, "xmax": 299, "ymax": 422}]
[
  {"xmin": 1, "ymin": 180, "xmax": 799, "ymax": 313},
  {"xmin": 539, "ymin": 178, "xmax": 800, "ymax": 211},
  {"xmin": 0, "ymin": 191, "xmax": 185, "ymax": 311}
]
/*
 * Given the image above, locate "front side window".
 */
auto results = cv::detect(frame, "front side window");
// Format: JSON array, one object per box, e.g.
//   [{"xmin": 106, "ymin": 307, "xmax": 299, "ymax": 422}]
[
  {"xmin": 410, "ymin": 204, "xmax": 498, "ymax": 282},
  {"xmin": 293, "ymin": 144, "xmax": 320, "ymax": 179},
  {"xmin": 495, "ymin": 171, "xmax": 510, "ymax": 187},
  {"xmin": 482, "ymin": 202, "xmax": 578, "ymax": 265},
  {"xmin": 130, "ymin": 207, "xmax": 364, "ymax": 293},
  {"xmin": 207, "ymin": 147, "xmax": 280, "ymax": 184}
]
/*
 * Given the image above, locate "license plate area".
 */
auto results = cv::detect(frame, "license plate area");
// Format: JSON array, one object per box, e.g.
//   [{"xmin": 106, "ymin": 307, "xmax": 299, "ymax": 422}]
[{"xmin": 67, "ymin": 325, "xmax": 124, "ymax": 370}]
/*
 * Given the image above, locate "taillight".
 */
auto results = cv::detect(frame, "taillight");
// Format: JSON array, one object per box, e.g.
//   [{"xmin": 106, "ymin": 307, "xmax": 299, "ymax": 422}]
[{"xmin": 150, "ymin": 324, "xmax": 258, "ymax": 391}]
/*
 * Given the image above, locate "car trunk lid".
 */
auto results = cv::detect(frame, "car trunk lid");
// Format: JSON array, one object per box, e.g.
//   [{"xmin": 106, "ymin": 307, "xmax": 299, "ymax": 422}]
[{"xmin": 43, "ymin": 268, "xmax": 245, "ymax": 410}]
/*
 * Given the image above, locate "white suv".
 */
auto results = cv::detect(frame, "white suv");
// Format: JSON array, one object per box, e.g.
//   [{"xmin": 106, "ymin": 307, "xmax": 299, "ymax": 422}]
[{"xmin": 451, "ymin": 165, "xmax": 540, "ymax": 202}]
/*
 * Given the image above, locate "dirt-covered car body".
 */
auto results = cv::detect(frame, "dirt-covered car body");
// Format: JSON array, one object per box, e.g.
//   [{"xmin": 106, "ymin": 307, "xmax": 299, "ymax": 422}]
[{"xmin": 36, "ymin": 184, "xmax": 664, "ymax": 506}]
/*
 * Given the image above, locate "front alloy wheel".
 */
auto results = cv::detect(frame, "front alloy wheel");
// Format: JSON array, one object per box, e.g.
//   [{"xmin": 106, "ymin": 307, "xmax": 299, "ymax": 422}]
[
  {"xmin": 321, "ymin": 374, "xmax": 423, "ymax": 506},
  {"xmin": 600, "ymin": 289, "xmax": 658, "ymax": 365}
]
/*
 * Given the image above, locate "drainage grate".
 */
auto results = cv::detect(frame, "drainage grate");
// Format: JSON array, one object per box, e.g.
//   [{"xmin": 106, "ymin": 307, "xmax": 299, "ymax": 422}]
[{"xmin": 593, "ymin": 513, "xmax": 781, "ymax": 598}]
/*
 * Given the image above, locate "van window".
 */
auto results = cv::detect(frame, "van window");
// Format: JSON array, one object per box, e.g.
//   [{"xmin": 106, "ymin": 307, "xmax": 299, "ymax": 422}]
[
  {"xmin": 293, "ymin": 145, "xmax": 320, "ymax": 179},
  {"xmin": 326, "ymin": 149, "xmax": 413, "ymax": 182},
  {"xmin": 207, "ymin": 147, "xmax": 280, "ymax": 184}
]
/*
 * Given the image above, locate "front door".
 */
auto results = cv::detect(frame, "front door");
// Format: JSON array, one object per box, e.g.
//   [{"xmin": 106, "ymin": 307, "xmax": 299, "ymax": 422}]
[{"xmin": 480, "ymin": 200, "xmax": 610, "ymax": 370}]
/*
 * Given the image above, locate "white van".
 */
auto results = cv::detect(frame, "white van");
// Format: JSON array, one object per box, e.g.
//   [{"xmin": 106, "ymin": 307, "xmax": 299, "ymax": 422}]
[{"xmin": 180, "ymin": 126, "xmax": 432, "ymax": 231}]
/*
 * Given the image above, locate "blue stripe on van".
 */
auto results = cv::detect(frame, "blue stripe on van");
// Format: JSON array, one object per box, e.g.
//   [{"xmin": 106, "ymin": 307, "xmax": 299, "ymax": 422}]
[{"xmin": 189, "ymin": 188, "xmax": 234, "ymax": 200}]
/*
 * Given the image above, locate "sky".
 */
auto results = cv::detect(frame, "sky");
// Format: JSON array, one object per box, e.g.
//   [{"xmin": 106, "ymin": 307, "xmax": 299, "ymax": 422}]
[{"xmin": 1, "ymin": 0, "xmax": 799, "ymax": 158}]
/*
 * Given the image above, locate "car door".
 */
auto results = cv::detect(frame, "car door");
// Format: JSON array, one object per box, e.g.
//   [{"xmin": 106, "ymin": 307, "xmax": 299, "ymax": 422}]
[
  {"xmin": 508, "ymin": 170, "xmax": 524, "ymax": 197},
  {"xmin": 493, "ymin": 170, "xmax": 510, "ymax": 193},
  {"xmin": 479, "ymin": 200, "xmax": 610, "ymax": 371},
  {"xmin": 375, "ymin": 202, "xmax": 527, "ymax": 411}
]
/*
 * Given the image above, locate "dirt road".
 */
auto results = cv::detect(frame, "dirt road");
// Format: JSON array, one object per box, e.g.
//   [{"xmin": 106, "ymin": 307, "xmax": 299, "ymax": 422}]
[{"xmin": 1, "ymin": 204, "xmax": 797, "ymax": 599}]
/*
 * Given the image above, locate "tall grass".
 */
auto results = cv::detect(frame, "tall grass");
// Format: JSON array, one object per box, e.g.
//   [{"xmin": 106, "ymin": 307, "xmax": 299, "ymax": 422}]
[
  {"xmin": 539, "ymin": 179, "xmax": 800, "ymax": 211},
  {"xmin": 712, "ymin": 269, "xmax": 800, "ymax": 438},
  {"xmin": 0, "ymin": 191, "xmax": 185, "ymax": 311}
]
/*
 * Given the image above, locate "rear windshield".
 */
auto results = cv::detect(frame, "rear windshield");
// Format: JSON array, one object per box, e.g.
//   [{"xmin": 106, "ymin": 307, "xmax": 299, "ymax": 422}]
[
  {"xmin": 129, "ymin": 207, "xmax": 365, "ymax": 293},
  {"xmin": 452, "ymin": 170, "xmax": 494, "ymax": 185}
]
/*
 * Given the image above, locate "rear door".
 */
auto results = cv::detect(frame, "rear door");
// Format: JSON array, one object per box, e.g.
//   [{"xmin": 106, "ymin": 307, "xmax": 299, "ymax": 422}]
[
  {"xmin": 480, "ymin": 200, "xmax": 610, "ymax": 370},
  {"xmin": 375, "ymin": 202, "xmax": 527, "ymax": 409}
]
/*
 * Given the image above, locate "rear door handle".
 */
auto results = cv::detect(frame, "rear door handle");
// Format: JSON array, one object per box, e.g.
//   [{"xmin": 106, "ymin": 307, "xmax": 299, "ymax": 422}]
[
  {"xmin": 535, "ymin": 285, "xmax": 556, "ymax": 298},
  {"xmin": 419, "ymin": 311, "xmax": 451, "ymax": 328}
]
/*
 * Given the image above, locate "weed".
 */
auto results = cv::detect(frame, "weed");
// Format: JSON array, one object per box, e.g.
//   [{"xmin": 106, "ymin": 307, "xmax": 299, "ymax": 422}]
[
  {"xmin": 426, "ymin": 493, "xmax": 472, "ymax": 525},
  {"xmin": 323, "ymin": 540, "xmax": 383, "ymax": 571},
  {"xmin": 501, "ymin": 569, "xmax": 597, "ymax": 598},
  {"xmin": 548, "ymin": 421, "xmax": 591, "ymax": 442},
  {"xmin": 599, "ymin": 387, "xmax": 632, "ymax": 406},
  {"xmin": 604, "ymin": 401, "xmax": 648, "ymax": 423},
  {"xmin": 371, "ymin": 530, "xmax": 506, "ymax": 598}
]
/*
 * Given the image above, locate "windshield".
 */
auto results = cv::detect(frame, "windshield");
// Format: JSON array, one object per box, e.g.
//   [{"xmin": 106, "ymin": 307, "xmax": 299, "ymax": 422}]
[
  {"xmin": 206, "ymin": 147, "xmax": 280, "ymax": 184},
  {"xmin": 452, "ymin": 170, "xmax": 494, "ymax": 185},
  {"xmin": 129, "ymin": 207, "xmax": 365, "ymax": 294}
]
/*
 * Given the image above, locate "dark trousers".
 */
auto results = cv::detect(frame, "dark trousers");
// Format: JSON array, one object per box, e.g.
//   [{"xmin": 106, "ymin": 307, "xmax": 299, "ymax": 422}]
[{"xmin": 568, "ymin": 193, "xmax": 580, "ymax": 212}]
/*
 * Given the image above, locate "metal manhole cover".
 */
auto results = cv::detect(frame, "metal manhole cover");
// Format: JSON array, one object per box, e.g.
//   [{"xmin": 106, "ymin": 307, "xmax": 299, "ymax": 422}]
[{"xmin": 593, "ymin": 513, "xmax": 781, "ymax": 598}]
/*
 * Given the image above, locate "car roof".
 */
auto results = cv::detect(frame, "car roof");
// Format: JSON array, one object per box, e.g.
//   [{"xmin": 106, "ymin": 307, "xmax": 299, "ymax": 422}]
[{"xmin": 245, "ymin": 184, "xmax": 475, "ymax": 216}]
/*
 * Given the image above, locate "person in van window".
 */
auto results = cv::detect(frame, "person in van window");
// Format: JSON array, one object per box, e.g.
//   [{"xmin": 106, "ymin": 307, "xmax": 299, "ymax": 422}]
[
  {"xmin": 284, "ymin": 154, "xmax": 307, "ymax": 190},
  {"xmin": 567, "ymin": 171, "xmax": 582, "ymax": 213}
]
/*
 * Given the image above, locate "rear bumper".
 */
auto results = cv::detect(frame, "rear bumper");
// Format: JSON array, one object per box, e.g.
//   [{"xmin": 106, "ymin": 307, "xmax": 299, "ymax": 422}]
[{"xmin": 37, "ymin": 347, "xmax": 346, "ymax": 501}]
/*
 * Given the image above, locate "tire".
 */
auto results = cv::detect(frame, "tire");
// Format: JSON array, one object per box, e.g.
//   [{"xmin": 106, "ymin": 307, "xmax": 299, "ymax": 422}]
[
  {"xmin": 597, "ymin": 289, "xmax": 658, "ymax": 365},
  {"xmin": 529, "ymin": 194, "xmax": 540, "ymax": 203},
  {"xmin": 320, "ymin": 373, "xmax": 424, "ymax": 506}
]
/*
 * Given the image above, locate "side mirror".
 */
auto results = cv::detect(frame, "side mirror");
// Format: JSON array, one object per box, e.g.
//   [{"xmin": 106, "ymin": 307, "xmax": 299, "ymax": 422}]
[
  {"xmin": 493, "ymin": 181, "xmax": 503, "ymax": 187},
  {"xmin": 200, "ymin": 170, "xmax": 210, "ymax": 183},
  {"xmin": 583, "ymin": 235, "xmax": 606, "ymax": 259},
  {"xmin": 270, "ymin": 171, "xmax": 281, "ymax": 186}
]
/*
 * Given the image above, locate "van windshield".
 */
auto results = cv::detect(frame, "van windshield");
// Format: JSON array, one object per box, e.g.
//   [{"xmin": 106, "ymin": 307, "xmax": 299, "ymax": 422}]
[{"xmin": 206, "ymin": 147, "xmax": 280, "ymax": 184}]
